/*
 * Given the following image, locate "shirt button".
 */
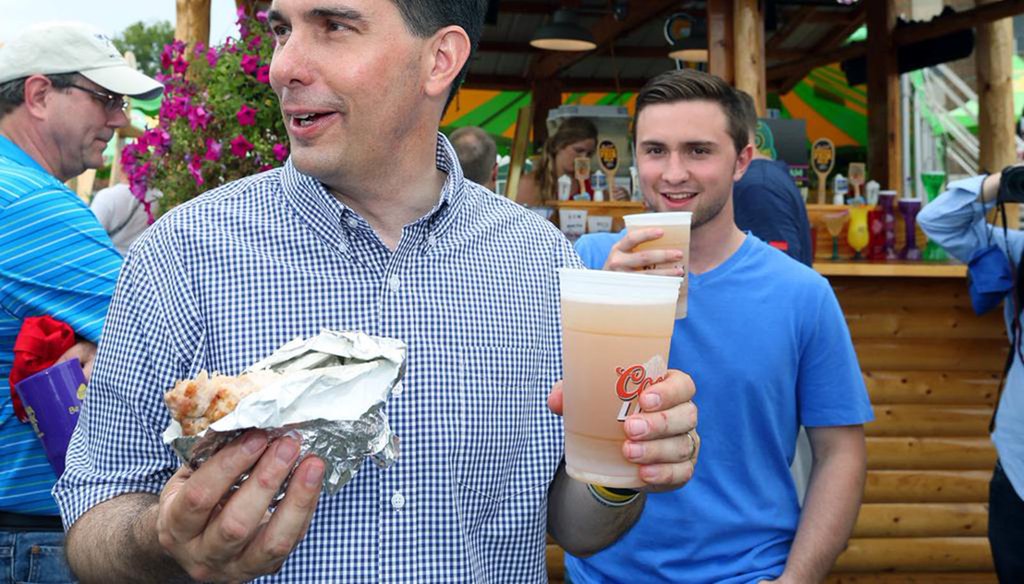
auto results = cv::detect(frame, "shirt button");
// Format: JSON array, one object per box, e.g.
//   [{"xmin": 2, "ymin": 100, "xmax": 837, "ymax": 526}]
[
  {"xmin": 391, "ymin": 491, "xmax": 405, "ymax": 510},
  {"xmin": 388, "ymin": 275, "xmax": 401, "ymax": 292},
  {"xmin": 346, "ymin": 216, "xmax": 359, "ymax": 229},
  {"xmin": 426, "ymin": 234, "xmax": 437, "ymax": 248},
  {"xmin": 337, "ymin": 241, "xmax": 348, "ymax": 253}
]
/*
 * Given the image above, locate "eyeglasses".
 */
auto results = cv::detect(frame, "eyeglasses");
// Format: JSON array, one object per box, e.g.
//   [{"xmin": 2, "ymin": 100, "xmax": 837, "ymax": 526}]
[{"xmin": 68, "ymin": 84, "xmax": 128, "ymax": 114}]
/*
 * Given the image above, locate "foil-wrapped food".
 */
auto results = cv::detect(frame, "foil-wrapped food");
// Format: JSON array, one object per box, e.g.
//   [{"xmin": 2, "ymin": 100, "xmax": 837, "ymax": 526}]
[{"xmin": 161, "ymin": 330, "xmax": 406, "ymax": 495}]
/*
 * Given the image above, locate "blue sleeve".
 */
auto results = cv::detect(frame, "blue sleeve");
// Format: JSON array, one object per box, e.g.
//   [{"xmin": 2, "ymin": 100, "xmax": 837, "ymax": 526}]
[
  {"xmin": 54, "ymin": 239, "xmax": 195, "ymax": 528},
  {"xmin": 918, "ymin": 175, "xmax": 1024, "ymax": 267},
  {"xmin": 797, "ymin": 281, "xmax": 874, "ymax": 427},
  {"xmin": 0, "ymin": 187, "xmax": 122, "ymax": 342},
  {"xmin": 573, "ymin": 233, "xmax": 619, "ymax": 270}
]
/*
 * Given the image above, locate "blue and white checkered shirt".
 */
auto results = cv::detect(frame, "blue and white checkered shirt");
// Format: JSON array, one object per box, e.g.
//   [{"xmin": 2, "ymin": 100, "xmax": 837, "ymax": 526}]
[{"xmin": 54, "ymin": 135, "xmax": 581, "ymax": 582}]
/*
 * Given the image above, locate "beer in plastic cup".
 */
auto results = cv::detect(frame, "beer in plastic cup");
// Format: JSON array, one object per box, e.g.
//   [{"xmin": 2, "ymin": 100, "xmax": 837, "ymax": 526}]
[
  {"xmin": 559, "ymin": 268, "xmax": 681, "ymax": 488},
  {"xmin": 622, "ymin": 212, "xmax": 692, "ymax": 319}
]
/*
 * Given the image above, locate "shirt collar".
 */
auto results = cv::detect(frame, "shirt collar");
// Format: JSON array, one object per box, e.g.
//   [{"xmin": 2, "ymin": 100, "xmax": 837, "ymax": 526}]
[
  {"xmin": 0, "ymin": 134, "xmax": 52, "ymax": 177},
  {"xmin": 280, "ymin": 132, "xmax": 468, "ymax": 245}
]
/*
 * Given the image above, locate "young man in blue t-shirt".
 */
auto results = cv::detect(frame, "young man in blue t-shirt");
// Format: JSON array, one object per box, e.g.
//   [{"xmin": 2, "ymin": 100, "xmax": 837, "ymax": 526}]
[{"xmin": 566, "ymin": 69, "xmax": 872, "ymax": 584}]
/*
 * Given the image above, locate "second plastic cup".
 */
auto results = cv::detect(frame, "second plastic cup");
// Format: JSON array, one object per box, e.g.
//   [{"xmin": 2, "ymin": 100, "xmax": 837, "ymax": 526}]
[
  {"xmin": 559, "ymin": 268, "xmax": 682, "ymax": 488},
  {"xmin": 622, "ymin": 212, "xmax": 692, "ymax": 319}
]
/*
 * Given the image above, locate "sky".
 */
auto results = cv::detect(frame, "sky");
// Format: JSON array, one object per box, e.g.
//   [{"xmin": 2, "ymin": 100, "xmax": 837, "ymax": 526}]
[{"xmin": 0, "ymin": 0, "xmax": 239, "ymax": 45}]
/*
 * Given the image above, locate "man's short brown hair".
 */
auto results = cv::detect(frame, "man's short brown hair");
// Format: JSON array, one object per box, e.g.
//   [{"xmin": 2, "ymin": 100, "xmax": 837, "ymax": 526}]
[{"xmin": 635, "ymin": 69, "xmax": 750, "ymax": 154}]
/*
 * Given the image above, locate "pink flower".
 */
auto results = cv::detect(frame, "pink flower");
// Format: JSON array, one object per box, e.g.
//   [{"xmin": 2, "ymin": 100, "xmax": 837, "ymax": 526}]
[
  {"xmin": 230, "ymin": 134, "xmax": 254, "ymax": 157},
  {"xmin": 241, "ymin": 54, "xmax": 259, "ymax": 75},
  {"xmin": 193, "ymin": 42, "xmax": 207, "ymax": 57},
  {"xmin": 247, "ymin": 35, "xmax": 263, "ymax": 50},
  {"xmin": 256, "ymin": 10, "xmax": 268, "ymax": 23},
  {"xmin": 204, "ymin": 139, "xmax": 222, "ymax": 161},
  {"xmin": 256, "ymin": 66, "xmax": 270, "ymax": 84},
  {"xmin": 236, "ymin": 104, "xmax": 258, "ymax": 126},
  {"xmin": 188, "ymin": 157, "xmax": 204, "ymax": 186},
  {"xmin": 172, "ymin": 56, "xmax": 189, "ymax": 75},
  {"xmin": 259, "ymin": 164, "xmax": 274, "ymax": 172},
  {"xmin": 272, "ymin": 143, "xmax": 289, "ymax": 162},
  {"xmin": 188, "ymin": 106, "xmax": 212, "ymax": 131},
  {"xmin": 236, "ymin": 6, "xmax": 248, "ymax": 23},
  {"xmin": 205, "ymin": 47, "xmax": 219, "ymax": 68}
]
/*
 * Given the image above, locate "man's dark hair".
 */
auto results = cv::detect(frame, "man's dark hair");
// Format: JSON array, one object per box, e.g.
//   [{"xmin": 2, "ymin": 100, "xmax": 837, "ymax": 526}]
[
  {"xmin": 734, "ymin": 89, "xmax": 759, "ymax": 141},
  {"xmin": 391, "ymin": 0, "xmax": 488, "ymax": 108},
  {"xmin": 450, "ymin": 126, "xmax": 497, "ymax": 185},
  {"xmin": 635, "ymin": 69, "xmax": 750, "ymax": 154},
  {"xmin": 0, "ymin": 73, "xmax": 78, "ymax": 118}
]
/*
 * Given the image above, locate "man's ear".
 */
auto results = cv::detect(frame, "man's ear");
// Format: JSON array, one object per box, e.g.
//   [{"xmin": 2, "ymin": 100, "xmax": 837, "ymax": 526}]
[
  {"xmin": 423, "ymin": 25, "xmax": 471, "ymax": 100},
  {"xmin": 21, "ymin": 75, "xmax": 55, "ymax": 121},
  {"xmin": 733, "ymin": 143, "xmax": 754, "ymax": 182}
]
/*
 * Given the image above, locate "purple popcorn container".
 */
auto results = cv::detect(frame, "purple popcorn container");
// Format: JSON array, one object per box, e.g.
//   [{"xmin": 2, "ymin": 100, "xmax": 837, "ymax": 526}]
[{"xmin": 14, "ymin": 358, "xmax": 87, "ymax": 476}]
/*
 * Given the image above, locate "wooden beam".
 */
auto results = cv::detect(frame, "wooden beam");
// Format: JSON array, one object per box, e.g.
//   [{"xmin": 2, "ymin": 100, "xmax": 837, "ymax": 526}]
[
  {"xmin": 733, "ymin": 0, "xmax": 766, "ymax": 115},
  {"xmin": 477, "ymin": 41, "xmax": 675, "ymax": 60},
  {"xmin": 894, "ymin": 0, "xmax": 1024, "ymax": 48},
  {"xmin": 866, "ymin": 0, "xmax": 901, "ymax": 191},
  {"xmin": 175, "ymin": 0, "xmax": 211, "ymax": 48},
  {"xmin": 976, "ymin": 0, "xmax": 1016, "ymax": 174},
  {"xmin": 529, "ymin": 0, "xmax": 677, "ymax": 80},
  {"xmin": 765, "ymin": 6, "xmax": 816, "ymax": 53},
  {"xmin": 707, "ymin": 0, "xmax": 734, "ymax": 85},
  {"xmin": 768, "ymin": 4, "xmax": 866, "ymax": 93},
  {"xmin": 464, "ymin": 74, "xmax": 648, "ymax": 93},
  {"xmin": 531, "ymin": 78, "xmax": 563, "ymax": 148}
]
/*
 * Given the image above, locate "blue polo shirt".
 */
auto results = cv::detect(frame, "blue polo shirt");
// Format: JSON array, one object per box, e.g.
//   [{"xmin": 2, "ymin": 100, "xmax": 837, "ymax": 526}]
[
  {"xmin": 568, "ymin": 231, "xmax": 872, "ymax": 584},
  {"xmin": 0, "ymin": 135, "xmax": 121, "ymax": 515}
]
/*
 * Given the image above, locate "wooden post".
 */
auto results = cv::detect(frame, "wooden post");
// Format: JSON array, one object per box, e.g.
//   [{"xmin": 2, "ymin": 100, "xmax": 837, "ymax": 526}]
[
  {"xmin": 976, "ymin": 0, "xmax": 1016, "ymax": 174},
  {"xmin": 866, "ymin": 1, "xmax": 901, "ymax": 192},
  {"xmin": 175, "ymin": 0, "xmax": 212, "ymax": 49},
  {"xmin": 732, "ymin": 0, "xmax": 766, "ymax": 116},
  {"xmin": 531, "ymin": 78, "xmax": 563, "ymax": 150},
  {"xmin": 706, "ymin": 0, "xmax": 734, "ymax": 85}
]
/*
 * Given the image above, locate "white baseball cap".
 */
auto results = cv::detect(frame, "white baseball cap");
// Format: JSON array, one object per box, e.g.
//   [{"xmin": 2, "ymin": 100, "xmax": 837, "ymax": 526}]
[{"xmin": 0, "ymin": 21, "xmax": 163, "ymax": 99}]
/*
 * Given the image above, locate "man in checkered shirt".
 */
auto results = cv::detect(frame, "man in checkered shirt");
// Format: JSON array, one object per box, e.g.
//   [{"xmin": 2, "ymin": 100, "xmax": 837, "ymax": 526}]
[{"xmin": 54, "ymin": 1, "xmax": 701, "ymax": 582}]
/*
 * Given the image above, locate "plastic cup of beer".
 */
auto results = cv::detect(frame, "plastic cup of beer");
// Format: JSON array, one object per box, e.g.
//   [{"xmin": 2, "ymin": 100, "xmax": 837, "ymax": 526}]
[
  {"xmin": 622, "ymin": 212, "xmax": 692, "ymax": 319},
  {"xmin": 559, "ymin": 268, "xmax": 682, "ymax": 488}
]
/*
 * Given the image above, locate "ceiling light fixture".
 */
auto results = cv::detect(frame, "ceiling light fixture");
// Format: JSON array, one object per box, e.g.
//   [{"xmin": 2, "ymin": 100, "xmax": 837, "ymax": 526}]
[
  {"xmin": 530, "ymin": 9, "xmax": 598, "ymax": 52},
  {"xmin": 665, "ymin": 12, "xmax": 709, "ymax": 63}
]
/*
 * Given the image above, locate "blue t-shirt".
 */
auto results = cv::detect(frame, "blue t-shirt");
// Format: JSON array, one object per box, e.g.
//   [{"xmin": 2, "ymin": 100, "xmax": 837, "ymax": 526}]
[
  {"xmin": 733, "ymin": 159, "xmax": 813, "ymax": 266},
  {"xmin": 567, "ymin": 231, "xmax": 873, "ymax": 584},
  {"xmin": 0, "ymin": 136, "xmax": 121, "ymax": 515}
]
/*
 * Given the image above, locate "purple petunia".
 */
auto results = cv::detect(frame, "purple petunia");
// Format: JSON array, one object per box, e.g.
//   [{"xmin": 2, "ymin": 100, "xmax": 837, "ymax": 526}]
[
  {"xmin": 230, "ymin": 134, "xmax": 254, "ymax": 157},
  {"xmin": 236, "ymin": 104, "xmax": 258, "ymax": 126},
  {"xmin": 272, "ymin": 143, "xmax": 289, "ymax": 162},
  {"xmin": 241, "ymin": 54, "xmax": 260, "ymax": 75}
]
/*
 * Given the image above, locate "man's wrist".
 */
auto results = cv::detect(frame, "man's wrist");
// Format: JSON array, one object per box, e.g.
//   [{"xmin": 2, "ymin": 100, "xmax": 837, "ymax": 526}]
[{"xmin": 587, "ymin": 484, "xmax": 640, "ymax": 507}]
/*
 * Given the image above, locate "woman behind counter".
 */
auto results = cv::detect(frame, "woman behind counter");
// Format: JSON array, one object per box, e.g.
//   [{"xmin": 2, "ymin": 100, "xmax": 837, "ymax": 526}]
[{"xmin": 517, "ymin": 117, "xmax": 600, "ymax": 207}]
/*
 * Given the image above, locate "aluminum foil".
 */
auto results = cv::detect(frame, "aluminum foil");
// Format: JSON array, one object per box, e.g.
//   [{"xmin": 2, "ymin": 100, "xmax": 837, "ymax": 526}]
[{"xmin": 162, "ymin": 330, "xmax": 406, "ymax": 495}]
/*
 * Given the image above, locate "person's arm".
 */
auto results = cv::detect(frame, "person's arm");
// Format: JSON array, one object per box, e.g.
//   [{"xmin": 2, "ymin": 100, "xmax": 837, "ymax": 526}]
[
  {"xmin": 55, "ymin": 340, "xmax": 97, "ymax": 382},
  {"xmin": 0, "ymin": 185, "xmax": 122, "ymax": 344},
  {"xmin": 763, "ymin": 425, "xmax": 866, "ymax": 584},
  {"xmin": 917, "ymin": 174, "xmax": 1002, "ymax": 263},
  {"xmin": 545, "ymin": 371, "xmax": 699, "ymax": 556},
  {"xmin": 66, "ymin": 431, "xmax": 325, "ymax": 583}
]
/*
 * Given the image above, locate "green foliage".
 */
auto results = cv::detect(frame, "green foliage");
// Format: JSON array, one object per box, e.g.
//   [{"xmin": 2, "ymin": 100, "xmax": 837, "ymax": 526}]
[{"xmin": 112, "ymin": 20, "xmax": 175, "ymax": 78}]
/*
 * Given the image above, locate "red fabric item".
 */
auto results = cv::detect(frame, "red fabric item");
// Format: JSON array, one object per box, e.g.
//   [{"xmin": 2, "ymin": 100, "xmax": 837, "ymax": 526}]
[{"xmin": 9, "ymin": 316, "xmax": 75, "ymax": 422}]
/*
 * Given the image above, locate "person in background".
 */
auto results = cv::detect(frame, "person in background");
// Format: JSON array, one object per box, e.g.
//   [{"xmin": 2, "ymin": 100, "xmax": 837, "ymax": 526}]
[
  {"xmin": 733, "ymin": 91, "xmax": 813, "ymax": 267},
  {"xmin": 0, "ymin": 21, "xmax": 162, "ymax": 583},
  {"xmin": 450, "ymin": 125, "xmax": 497, "ymax": 191},
  {"xmin": 90, "ymin": 181, "xmax": 161, "ymax": 255},
  {"xmin": 918, "ymin": 169, "xmax": 1024, "ymax": 582},
  {"xmin": 567, "ymin": 69, "xmax": 871, "ymax": 584},
  {"xmin": 54, "ymin": 1, "xmax": 700, "ymax": 582},
  {"xmin": 516, "ymin": 116, "xmax": 598, "ymax": 206}
]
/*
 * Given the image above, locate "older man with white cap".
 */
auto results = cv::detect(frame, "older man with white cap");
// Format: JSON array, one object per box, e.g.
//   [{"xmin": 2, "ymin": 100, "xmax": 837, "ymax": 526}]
[{"xmin": 0, "ymin": 21, "xmax": 161, "ymax": 583}]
